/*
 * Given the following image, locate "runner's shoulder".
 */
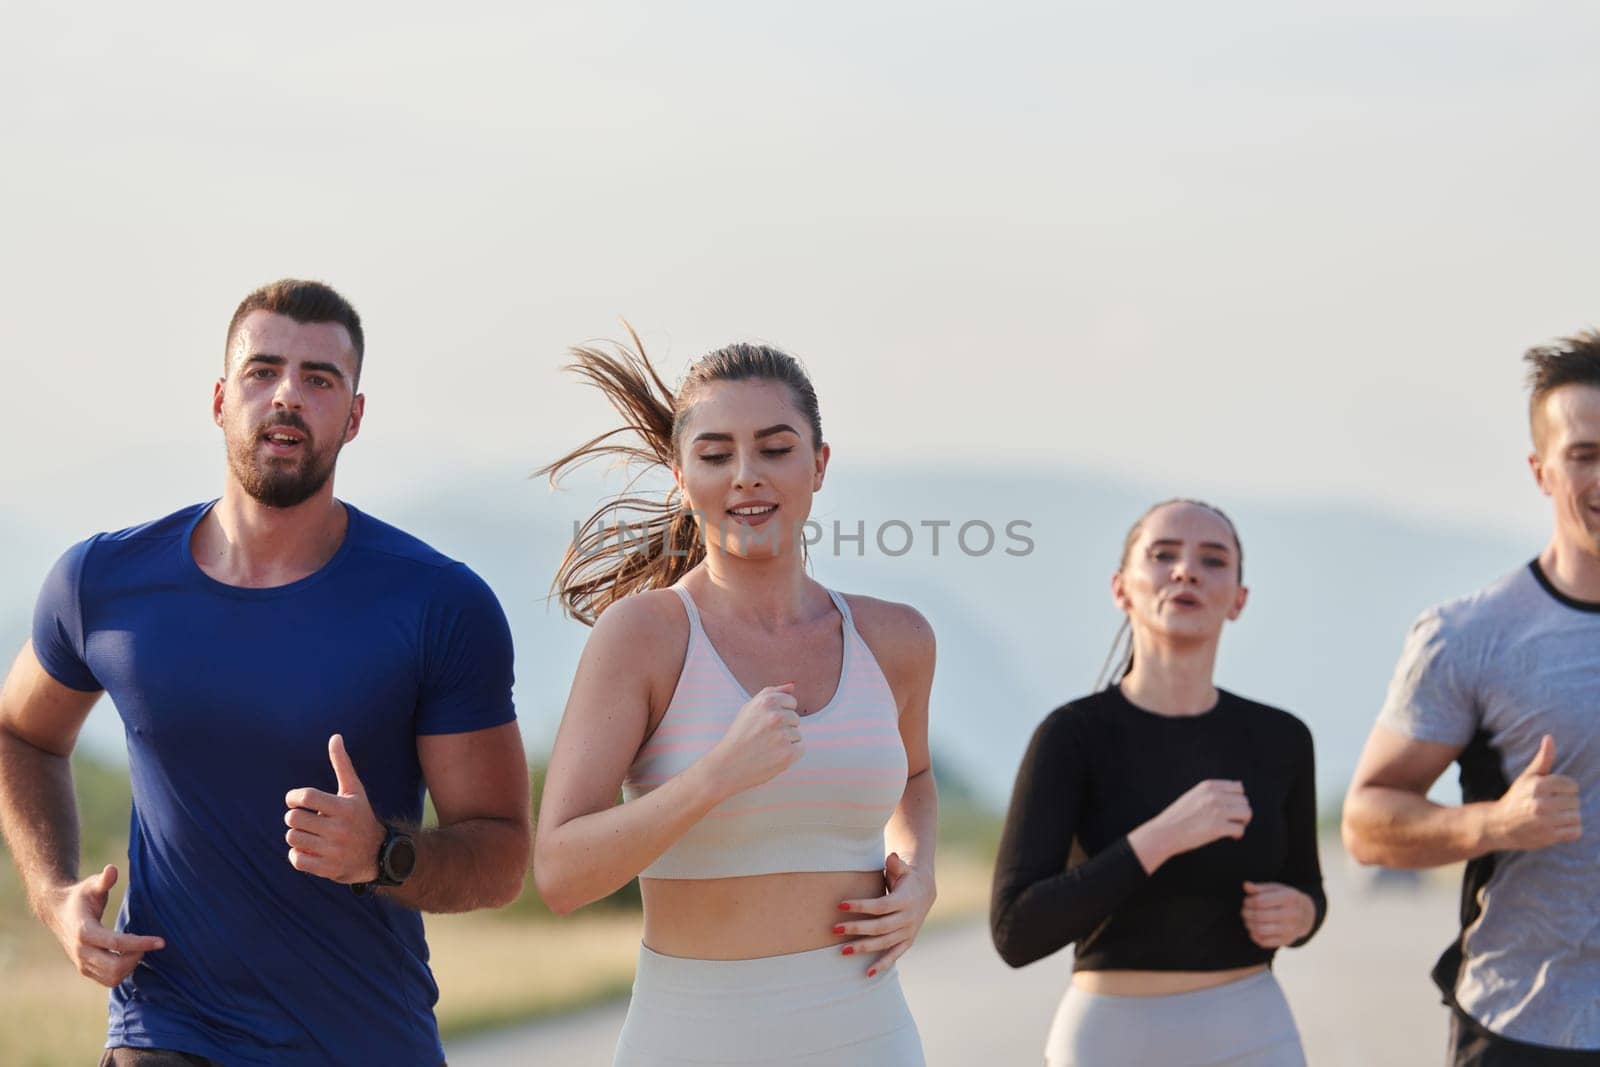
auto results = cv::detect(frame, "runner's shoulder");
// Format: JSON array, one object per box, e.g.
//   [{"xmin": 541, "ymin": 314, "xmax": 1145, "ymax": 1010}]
[
  {"xmin": 837, "ymin": 592, "xmax": 935, "ymax": 691},
  {"xmin": 1413, "ymin": 564, "xmax": 1539, "ymax": 641}
]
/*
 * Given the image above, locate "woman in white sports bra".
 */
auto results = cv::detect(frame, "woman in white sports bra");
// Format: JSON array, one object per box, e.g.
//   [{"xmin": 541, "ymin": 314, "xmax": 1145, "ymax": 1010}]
[{"xmin": 533, "ymin": 331, "xmax": 937, "ymax": 1066}]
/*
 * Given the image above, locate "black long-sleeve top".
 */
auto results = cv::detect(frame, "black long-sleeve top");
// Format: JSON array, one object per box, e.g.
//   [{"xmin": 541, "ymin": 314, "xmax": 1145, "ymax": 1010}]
[{"xmin": 990, "ymin": 686, "xmax": 1326, "ymax": 971}]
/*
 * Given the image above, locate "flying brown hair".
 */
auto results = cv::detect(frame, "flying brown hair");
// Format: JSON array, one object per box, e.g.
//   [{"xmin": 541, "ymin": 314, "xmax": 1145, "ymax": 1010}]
[{"xmin": 538, "ymin": 324, "xmax": 823, "ymax": 625}]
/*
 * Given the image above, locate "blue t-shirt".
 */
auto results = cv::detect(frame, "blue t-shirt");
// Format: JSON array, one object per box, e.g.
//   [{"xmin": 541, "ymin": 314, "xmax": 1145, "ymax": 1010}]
[{"xmin": 32, "ymin": 502, "xmax": 517, "ymax": 1066}]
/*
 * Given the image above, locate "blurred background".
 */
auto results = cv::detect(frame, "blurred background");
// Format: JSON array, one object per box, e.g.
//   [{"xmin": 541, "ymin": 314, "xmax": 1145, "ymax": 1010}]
[{"xmin": 3, "ymin": 1, "xmax": 1598, "ymax": 1062}]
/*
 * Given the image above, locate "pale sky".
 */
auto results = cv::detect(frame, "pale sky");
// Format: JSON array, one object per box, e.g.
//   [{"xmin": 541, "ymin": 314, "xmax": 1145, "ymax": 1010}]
[{"xmin": 4, "ymin": 1, "xmax": 1598, "ymax": 543}]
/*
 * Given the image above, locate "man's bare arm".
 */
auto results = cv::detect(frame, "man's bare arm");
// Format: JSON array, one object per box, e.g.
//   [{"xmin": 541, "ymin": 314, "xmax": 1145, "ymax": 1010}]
[
  {"xmin": 282, "ymin": 722, "xmax": 531, "ymax": 912},
  {"xmin": 1342, "ymin": 725, "xmax": 1581, "ymax": 868},
  {"xmin": 394, "ymin": 723, "xmax": 531, "ymax": 912},
  {"xmin": 0, "ymin": 642, "xmax": 165, "ymax": 985},
  {"xmin": 0, "ymin": 643, "xmax": 92, "ymax": 899}
]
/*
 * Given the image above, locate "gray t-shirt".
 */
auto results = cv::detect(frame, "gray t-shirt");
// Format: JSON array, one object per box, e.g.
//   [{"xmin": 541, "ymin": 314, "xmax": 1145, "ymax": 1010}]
[{"xmin": 1379, "ymin": 561, "xmax": 1600, "ymax": 1048}]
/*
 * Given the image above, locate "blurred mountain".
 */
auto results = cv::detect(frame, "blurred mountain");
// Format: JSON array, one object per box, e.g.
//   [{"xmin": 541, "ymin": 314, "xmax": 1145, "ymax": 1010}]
[{"xmin": 1, "ymin": 463, "xmax": 1530, "ymax": 812}]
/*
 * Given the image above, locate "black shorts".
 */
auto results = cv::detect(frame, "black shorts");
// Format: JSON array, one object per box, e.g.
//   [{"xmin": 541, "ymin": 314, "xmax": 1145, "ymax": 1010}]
[{"xmin": 1449, "ymin": 1006, "xmax": 1600, "ymax": 1066}]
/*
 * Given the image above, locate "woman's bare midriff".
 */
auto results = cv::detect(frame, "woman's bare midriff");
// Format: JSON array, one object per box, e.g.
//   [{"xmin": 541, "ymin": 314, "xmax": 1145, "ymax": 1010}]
[
  {"xmin": 641, "ymin": 870, "xmax": 887, "ymax": 960},
  {"xmin": 1072, "ymin": 964, "xmax": 1267, "ymax": 996}
]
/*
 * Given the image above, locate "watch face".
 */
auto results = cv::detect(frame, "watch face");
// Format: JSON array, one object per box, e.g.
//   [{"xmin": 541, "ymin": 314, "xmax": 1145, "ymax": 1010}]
[{"xmin": 384, "ymin": 835, "xmax": 417, "ymax": 882}]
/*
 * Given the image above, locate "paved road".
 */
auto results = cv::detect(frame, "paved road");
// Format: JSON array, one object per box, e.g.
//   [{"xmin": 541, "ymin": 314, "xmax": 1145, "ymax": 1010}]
[{"xmin": 450, "ymin": 860, "xmax": 1459, "ymax": 1065}]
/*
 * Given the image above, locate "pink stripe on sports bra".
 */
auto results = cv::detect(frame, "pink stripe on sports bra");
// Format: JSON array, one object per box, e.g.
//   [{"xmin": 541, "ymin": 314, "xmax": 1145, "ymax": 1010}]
[{"xmin": 620, "ymin": 585, "xmax": 907, "ymax": 879}]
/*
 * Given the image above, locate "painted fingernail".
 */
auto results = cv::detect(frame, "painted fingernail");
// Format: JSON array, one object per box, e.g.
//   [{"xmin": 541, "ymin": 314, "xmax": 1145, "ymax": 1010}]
[
  {"xmin": 867, "ymin": 968, "xmax": 877, "ymax": 977},
  {"xmin": 841, "ymin": 946, "xmax": 855, "ymax": 956},
  {"xmin": 838, "ymin": 903, "xmax": 851, "ymax": 911},
  {"xmin": 832, "ymin": 925, "xmax": 846, "ymax": 935}
]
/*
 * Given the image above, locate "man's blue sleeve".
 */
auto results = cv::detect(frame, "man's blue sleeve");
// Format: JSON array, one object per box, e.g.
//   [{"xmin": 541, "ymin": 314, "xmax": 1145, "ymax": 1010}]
[
  {"xmin": 31, "ymin": 538, "xmax": 102, "ymax": 693},
  {"xmin": 415, "ymin": 562, "xmax": 516, "ymax": 735}
]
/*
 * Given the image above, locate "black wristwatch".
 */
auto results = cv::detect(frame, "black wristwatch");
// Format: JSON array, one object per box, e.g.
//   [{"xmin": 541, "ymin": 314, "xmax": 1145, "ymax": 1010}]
[{"xmin": 351, "ymin": 826, "xmax": 416, "ymax": 896}]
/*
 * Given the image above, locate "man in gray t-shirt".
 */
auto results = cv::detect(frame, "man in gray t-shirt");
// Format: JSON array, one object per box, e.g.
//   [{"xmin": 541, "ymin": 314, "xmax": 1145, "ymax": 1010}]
[{"xmin": 1344, "ymin": 332, "xmax": 1600, "ymax": 1066}]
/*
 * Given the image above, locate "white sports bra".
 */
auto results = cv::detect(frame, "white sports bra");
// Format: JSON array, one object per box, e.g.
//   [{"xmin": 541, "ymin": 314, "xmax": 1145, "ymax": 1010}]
[{"xmin": 621, "ymin": 585, "xmax": 908, "ymax": 879}]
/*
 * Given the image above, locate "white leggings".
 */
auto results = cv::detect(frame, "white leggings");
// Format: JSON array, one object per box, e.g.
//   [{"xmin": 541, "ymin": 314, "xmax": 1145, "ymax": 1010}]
[
  {"xmin": 613, "ymin": 942, "xmax": 925, "ymax": 1066},
  {"xmin": 1045, "ymin": 970, "xmax": 1306, "ymax": 1067}
]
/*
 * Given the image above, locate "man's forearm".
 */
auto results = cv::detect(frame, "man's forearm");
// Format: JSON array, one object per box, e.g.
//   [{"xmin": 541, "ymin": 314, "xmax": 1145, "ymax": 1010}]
[
  {"xmin": 382, "ymin": 816, "xmax": 529, "ymax": 913},
  {"xmin": 0, "ymin": 728, "xmax": 81, "ymax": 918},
  {"xmin": 1342, "ymin": 785, "xmax": 1495, "ymax": 869}
]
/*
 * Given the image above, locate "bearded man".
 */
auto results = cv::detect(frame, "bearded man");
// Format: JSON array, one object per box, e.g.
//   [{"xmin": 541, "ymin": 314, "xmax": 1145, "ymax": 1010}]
[{"xmin": 0, "ymin": 279, "xmax": 530, "ymax": 1066}]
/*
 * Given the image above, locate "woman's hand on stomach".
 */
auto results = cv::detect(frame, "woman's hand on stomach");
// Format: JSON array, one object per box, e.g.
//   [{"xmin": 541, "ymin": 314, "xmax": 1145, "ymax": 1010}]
[
  {"xmin": 835, "ymin": 852, "xmax": 935, "ymax": 978},
  {"xmin": 642, "ymin": 869, "xmax": 886, "ymax": 961}
]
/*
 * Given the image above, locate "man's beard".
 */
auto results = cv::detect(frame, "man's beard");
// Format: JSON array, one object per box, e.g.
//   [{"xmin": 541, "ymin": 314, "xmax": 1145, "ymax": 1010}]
[{"xmin": 226, "ymin": 415, "xmax": 346, "ymax": 509}]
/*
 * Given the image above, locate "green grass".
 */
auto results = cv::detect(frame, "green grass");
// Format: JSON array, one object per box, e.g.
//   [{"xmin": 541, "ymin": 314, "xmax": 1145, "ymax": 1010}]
[{"xmin": 0, "ymin": 752, "xmax": 1003, "ymax": 1064}]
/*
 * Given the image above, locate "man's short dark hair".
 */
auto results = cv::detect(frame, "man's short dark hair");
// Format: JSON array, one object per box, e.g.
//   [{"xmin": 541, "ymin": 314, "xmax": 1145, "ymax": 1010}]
[
  {"xmin": 224, "ymin": 279, "xmax": 365, "ymax": 387},
  {"xmin": 1524, "ymin": 330, "xmax": 1600, "ymax": 452}
]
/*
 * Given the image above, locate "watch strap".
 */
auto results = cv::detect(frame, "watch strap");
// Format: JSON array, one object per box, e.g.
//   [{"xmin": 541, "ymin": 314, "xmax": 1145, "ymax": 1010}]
[{"xmin": 350, "ymin": 825, "xmax": 413, "ymax": 896}]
